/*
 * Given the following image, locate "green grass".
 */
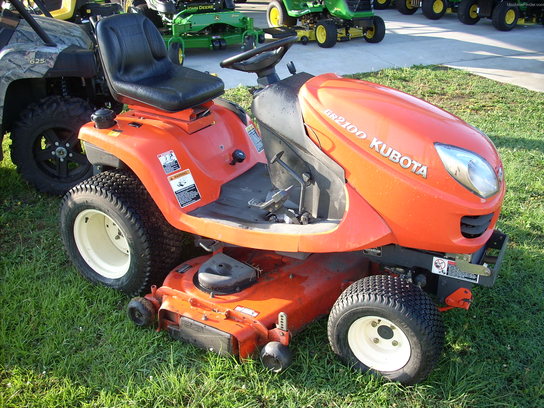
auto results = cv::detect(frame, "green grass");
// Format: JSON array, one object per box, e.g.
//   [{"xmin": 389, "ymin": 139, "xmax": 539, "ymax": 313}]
[{"xmin": 1, "ymin": 66, "xmax": 543, "ymax": 407}]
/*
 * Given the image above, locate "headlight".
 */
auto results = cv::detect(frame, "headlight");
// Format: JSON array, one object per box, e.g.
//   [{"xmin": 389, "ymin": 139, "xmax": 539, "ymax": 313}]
[{"xmin": 435, "ymin": 143, "xmax": 499, "ymax": 198}]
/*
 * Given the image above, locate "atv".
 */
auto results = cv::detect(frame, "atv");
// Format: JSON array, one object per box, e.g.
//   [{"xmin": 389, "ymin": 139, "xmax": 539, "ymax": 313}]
[
  {"xmin": 0, "ymin": 0, "xmax": 119, "ymax": 194},
  {"xmin": 266, "ymin": 0, "xmax": 385, "ymax": 48},
  {"xmin": 60, "ymin": 12, "xmax": 507, "ymax": 385},
  {"xmin": 458, "ymin": 0, "xmax": 544, "ymax": 31},
  {"xmin": 123, "ymin": 0, "xmax": 264, "ymax": 61}
]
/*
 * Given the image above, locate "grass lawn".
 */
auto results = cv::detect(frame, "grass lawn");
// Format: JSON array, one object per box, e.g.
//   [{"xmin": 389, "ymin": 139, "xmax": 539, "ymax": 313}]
[{"xmin": 1, "ymin": 66, "xmax": 543, "ymax": 407}]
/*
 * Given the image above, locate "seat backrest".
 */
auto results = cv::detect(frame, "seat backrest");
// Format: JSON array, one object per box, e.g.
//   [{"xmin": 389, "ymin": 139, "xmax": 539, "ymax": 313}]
[
  {"xmin": 97, "ymin": 13, "xmax": 169, "ymax": 89},
  {"xmin": 96, "ymin": 13, "xmax": 224, "ymax": 112}
]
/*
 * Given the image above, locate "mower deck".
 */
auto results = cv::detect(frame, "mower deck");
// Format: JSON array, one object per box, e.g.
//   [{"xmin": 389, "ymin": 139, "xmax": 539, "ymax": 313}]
[{"xmin": 140, "ymin": 249, "xmax": 370, "ymax": 358}]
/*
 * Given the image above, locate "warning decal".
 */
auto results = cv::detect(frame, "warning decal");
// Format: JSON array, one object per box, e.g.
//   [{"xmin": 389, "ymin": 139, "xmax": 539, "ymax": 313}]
[
  {"xmin": 431, "ymin": 257, "xmax": 479, "ymax": 283},
  {"xmin": 246, "ymin": 124, "xmax": 264, "ymax": 152},
  {"xmin": 158, "ymin": 150, "xmax": 181, "ymax": 174},
  {"xmin": 168, "ymin": 169, "xmax": 201, "ymax": 208}
]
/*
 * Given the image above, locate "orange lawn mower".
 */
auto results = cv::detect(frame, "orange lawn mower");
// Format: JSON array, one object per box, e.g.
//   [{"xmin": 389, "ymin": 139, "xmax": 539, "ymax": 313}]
[{"xmin": 60, "ymin": 12, "xmax": 508, "ymax": 385}]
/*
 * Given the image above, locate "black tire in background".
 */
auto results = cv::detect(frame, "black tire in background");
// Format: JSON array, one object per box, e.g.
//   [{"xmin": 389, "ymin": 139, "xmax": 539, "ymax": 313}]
[
  {"xmin": 364, "ymin": 15, "xmax": 386, "ymax": 43},
  {"xmin": 328, "ymin": 274, "xmax": 444, "ymax": 385},
  {"xmin": 397, "ymin": 0, "xmax": 419, "ymax": 15},
  {"xmin": 10, "ymin": 95, "xmax": 93, "ymax": 195},
  {"xmin": 422, "ymin": 0, "xmax": 447, "ymax": 20},
  {"xmin": 315, "ymin": 20, "xmax": 337, "ymax": 48},
  {"xmin": 60, "ymin": 169, "xmax": 187, "ymax": 296},
  {"xmin": 266, "ymin": 0, "xmax": 297, "ymax": 27},
  {"xmin": 492, "ymin": 2, "xmax": 519, "ymax": 31},
  {"xmin": 373, "ymin": 0, "xmax": 392, "ymax": 10},
  {"xmin": 457, "ymin": 0, "xmax": 481, "ymax": 24}
]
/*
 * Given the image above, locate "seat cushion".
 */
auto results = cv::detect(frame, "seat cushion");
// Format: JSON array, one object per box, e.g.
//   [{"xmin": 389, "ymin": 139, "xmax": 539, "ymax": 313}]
[{"xmin": 96, "ymin": 13, "xmax": 224, "ymax": 112}]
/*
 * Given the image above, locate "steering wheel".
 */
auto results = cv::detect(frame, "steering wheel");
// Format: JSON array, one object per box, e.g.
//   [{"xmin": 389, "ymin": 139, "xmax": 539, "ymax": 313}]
[{"xmin": 220, "ymin": 36, "xmax": 298, "ymax": 74}]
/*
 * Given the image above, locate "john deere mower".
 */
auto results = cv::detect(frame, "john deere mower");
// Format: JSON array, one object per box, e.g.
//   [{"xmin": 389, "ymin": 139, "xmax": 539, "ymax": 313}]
[
  {"xmin": 458, "ymin": 0, "xmax": 544, "ymax": 31},
  {"xmin": 123, "ymin": 0, "xmax": 264, "ymax": 59},
  {"xmin": 266, "ymin": 0, "xmax": 385, "ymax": 47},
  {"xmin": 60, "ymin": 12, "xmax": 508, "ymax": 385},
  {"xmin": 24, "ymin": 0, "xmax": 121, "ymax": 22}
]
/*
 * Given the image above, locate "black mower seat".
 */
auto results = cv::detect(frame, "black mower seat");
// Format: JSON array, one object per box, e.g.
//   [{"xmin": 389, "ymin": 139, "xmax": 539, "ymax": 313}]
[{"xmin": 96, "ymin": 13, "xmax": 224, "ymax": 112}]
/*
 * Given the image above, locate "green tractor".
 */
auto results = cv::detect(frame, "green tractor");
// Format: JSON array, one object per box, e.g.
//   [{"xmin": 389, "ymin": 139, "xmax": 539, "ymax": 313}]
[
  {"xmin": 266, "ymin": 0, "xmax": 385, "ymax": 48},
  {"xmin": 457, "ymin": 0, "xmax": 544, "ymax": 31},
  {"xmin": 123, "ymin": 0, "xmax": 264, "ymax": 60}
]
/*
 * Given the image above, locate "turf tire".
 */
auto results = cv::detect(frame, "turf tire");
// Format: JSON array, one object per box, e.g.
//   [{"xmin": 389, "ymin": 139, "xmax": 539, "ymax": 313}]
[
  {"xmin": 315, "ymin": 20, "xmax": 337, "ymax": 48},
  {"xmin": 422, "ymin": 0, "xmax": 447, "ymax": 19},
  {"xmin": 373, "ymin": 0, "xmax": 392, "ymax": 10},
  {"xmin": 60, "ymin": 169, "xmax": 187, "ymax": 296},
  {"xmin": 10, "ymin": 96, "xmax": 93, "ymax": 195},
  {"xmin": 267, "ymin": 0, "xmax": 297, "ymax": 27},
  {"xmin": 457, "ymin": 0, "xmax": 480, "ymax": 24},
  {"xmin": 491, "ymin": 2, "xmax": 519, "ymax": 31},
  {"xmin": 397, "ymin": 0, "xmax": 419, "ymax": 15},
  {"xmin": 364, "ymin": 16, "xmax": 386, "ymax": 43},
  {"xmin": 327, "ymin": 274, "xmax": 444, "ymax": 385}
]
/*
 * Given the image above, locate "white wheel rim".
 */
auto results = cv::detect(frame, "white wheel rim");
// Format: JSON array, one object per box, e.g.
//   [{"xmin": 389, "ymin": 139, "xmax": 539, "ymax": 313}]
[
  {"xmin": 348, "ymin": 315, "xmax": 411, "ymax": 372},
  {"xmin": 73, "ymin": 209, "xmax": 131, "ymax": 279}
]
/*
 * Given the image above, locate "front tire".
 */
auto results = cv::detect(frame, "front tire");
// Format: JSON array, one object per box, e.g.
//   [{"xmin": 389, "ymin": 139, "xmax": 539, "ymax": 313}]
[
  {"xmin": 315, "ymin": 20, "xmax": 337, "ymax": 48},
  {"xmin": 457, "ymin": 0, "xmax": 480, "ymax": 24},
  {"xmin": 60, "ymin": 170, "xmax": 186, "ymax": 296},
  {"xmin": 373, "ymin": 0, "xmax": 391, "ymax": 10},
  {"xmin": 492, "ymin": 2, "xmax": 519, "ymax": 31},
  {"xmin": 397, "ymin": 0, "xmax": 419, "ymax": 15},
  {"xmin": 422, "ymin": 0, "xmax": 447, "ymax": 19},
  {"xmin": 267, "ymin": 0, "xmax": 297, "ymax": 27},
  {"xmin": 364, "ymin": 16, "xmax": 386, "ymax": 43},
  {"xmin": 10, "ymin": 96, "xmax": 93, "ymax": 195},
  {"xmin": 328, "ymin": 275, "xmax": 444, "ymax": 385}
]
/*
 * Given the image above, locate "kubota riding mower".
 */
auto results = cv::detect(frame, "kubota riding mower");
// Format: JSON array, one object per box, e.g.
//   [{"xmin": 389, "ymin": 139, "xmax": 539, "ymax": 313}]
[
  {"xmin": 60, "ymin": 12, "xmax": 508, "ymax": 385},
  {"xmin": 458, "ymin": 0, "xmax": 544, "ymax": 31},
  {"xmin": 265, "ymin": 0, "xmax": 385, "ymax": 48},
  {"xmin": 123, "ymin": 0, "xmax": 264, "ymax": 61}
]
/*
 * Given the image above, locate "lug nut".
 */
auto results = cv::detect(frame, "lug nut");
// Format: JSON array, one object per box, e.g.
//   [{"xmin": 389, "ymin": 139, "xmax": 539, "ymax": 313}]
[
  {"xmin": 371, "ymin": 321, "xmax": 377, "ymax": 328},
  {"xmin": 392, "ymin": 340, "xmax": 399, "ymax": 347},
  {"xmin": 373, "ymin": 338, "xmax": 379, "ymax": 344}
]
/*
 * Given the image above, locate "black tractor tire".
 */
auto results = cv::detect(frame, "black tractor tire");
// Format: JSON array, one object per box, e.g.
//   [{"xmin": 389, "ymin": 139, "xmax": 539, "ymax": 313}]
[
  {"xmin": 397, "ymin": 0, "xmax": 419, "ymax": 15},
  {"xmin": 60, "ymin": 169, "xmax": 187, "ymax": 296},
  {"xmin": 315, "ymin": 20, "xmax": 337, "ymax": 48},
  {"xmin": 128, "ymin": 297, "xmax": 156, "ymax": 327},
  {"xmin": 492, "ymin": 2, "xmax": 519, "ymax": 31},
  {"xmin": 373, "ymin": 0, "xmax": 392, "ymax": 10},
  {"xmin": 422, "ymin": 0, "xmax": 447, "ymax": 19},
  {"xmin": 457, "ymin": 0, "xmax": 480, "ymax": 24},
  {"xmin": 260, "ymin": 341, "xmax": 293, "ymax": 373},
  {"xmin": 364, "ymin": 16, "xmax": 386, "ymax": 43},
  {"xmin": 327, "ymin": 275, "xmax": 444, "ymax": 385},
  {"xmin": 267, "ymin": 0, "xmax": 297, "ymax": 27},
  {"xmin": 10, "ymin": 96, "xmax": 93, "ymax": 195}
]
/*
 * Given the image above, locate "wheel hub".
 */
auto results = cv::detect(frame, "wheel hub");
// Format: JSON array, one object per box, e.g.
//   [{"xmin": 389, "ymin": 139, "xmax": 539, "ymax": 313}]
[
  {"xmin": 348, "ymin": 315, "xmax": 411, "ymax": 372},
  {"xmin": 54, "ymin": 145, "xmax": 68, "ymax": 159}
]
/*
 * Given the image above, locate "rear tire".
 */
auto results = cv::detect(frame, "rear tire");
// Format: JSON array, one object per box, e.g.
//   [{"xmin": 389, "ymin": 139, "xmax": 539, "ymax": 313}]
[
  {"xmin": 267, "ymin": 0, "xmax": 297, "ymax": 27},
  {"xmin": 315, "ymin": 20, "xmax": 337, "ymax": 48},
  {"xmin": 373, "ymin": 0, "xmax": 391, "ymax": 10},
  {"xmin": 492, "ymin": 2, "xmax": 519, "ymax": 31},
  {"xmin": 10, "ymin": 96, "xmax": 93, "ymax": 195},
  {"xmin": 60, "ymin": 170, "xmax": 187, "ymax": 296},
  {"xmin": 397, "ymin": 0, "xmax": 419, "ymax": 15},
  {"xmin": 328, "ymin": 275, "xmax": 444, "ymax": 385},
  {"xmin": 364, "ymin": 16, "xmax": 386, "ymax": 43},
  {"xmin": 457, "ymin": 0, "xmax": 480, "ymax": 24},
  {"xmin": 422, "ymin": 0, "xmax": 447, "ymax": 19}
]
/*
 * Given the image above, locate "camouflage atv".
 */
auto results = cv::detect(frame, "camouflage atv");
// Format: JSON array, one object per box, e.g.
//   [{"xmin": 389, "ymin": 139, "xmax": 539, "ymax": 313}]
[{"xmin": 0, "ymin": 0, "xmax": 118, "ymax": 194}]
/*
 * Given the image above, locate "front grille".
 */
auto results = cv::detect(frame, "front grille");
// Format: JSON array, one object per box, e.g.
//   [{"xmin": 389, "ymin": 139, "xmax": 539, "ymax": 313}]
[
  {"xmin": 345, "ymin": 0, "xmax": 372, "ymax": 12},
  {"xmin": 461, "ymin": 213, "xmax": 494, "ymax": 238}
]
